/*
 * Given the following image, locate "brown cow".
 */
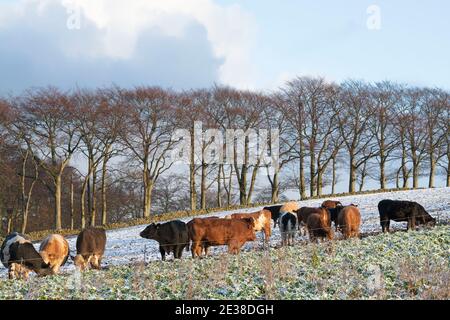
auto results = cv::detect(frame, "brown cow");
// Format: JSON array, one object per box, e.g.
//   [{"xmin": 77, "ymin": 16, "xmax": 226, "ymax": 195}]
[
  {"xmin": 39, "ymin": 234, "xmax": 69, "ymax": 275},
  {"xmin": 187, "ymin": 218, "xmax": 256, "ymax": 258},
  {"xmin": 226, "ymin": 209, "xmax": 271, "ymax": 242},
  {"xmin": 73, "ymin": 227, "xmax": 107, "ymax": 271},
  {"xmin": 321, "ymin": 200, "xmax": 343, "ymax": 209},
  {"xmin": 306, "ymin": 209, "xmax": 333, "ymax": 242},
  {"xmin": 296, "ymin": 207, "xmax": 327, "ymax": 235},
  {"xmin": 193, "ymin": 216, "xmax": 221, "ymax": 256},
  {"xmin": 337, "ymin": 206, "xmax": 361, "ymax": 239}
]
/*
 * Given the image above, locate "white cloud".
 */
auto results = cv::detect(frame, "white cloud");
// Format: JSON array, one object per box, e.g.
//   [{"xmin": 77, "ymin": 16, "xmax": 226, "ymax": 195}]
[{"xmin": 0, "ymin": 0, "xmax": 258, "ymax": 89}]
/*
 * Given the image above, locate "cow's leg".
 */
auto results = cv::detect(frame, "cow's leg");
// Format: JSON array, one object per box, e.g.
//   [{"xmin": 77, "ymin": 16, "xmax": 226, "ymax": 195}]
[
  {"xmin": 192, "ymin": 241, "xmax": 201, "ymax": 258},
  {"xmin": 411, "ymin": 216, "xmax": 416, "ymax": 231},
  {"xmin": 90, "ymin": 255, "xmax": 101, "ymax": 269},
  {"xmin": 381, "ymin": 219, "xmax": 390, "ymax": 233},
  {"xmin": 175, "ymin": 245, "xmax": 184, "ymax": 259},
  {"xmin": 159, "ymin": 247, "xmax": 166, "ymax": 261},
  {"xmin": 51, "ymin": 265, "xmax": 59, "ymax": 275}
]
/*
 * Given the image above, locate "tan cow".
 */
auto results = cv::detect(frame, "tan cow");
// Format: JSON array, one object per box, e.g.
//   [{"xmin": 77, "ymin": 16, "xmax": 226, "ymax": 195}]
[
  {"xmin": 280, "ymin": 202, "xmax": 299, "ymax": 214},
  {"xmin": 39, "ymin": 234, "xmax": 69, "ymax": 275},
  {"xmin": 337, "ymin": 206, "xmax": 361, "ymax": 239},
  {"xmin": 226, "ymin": 209, "xmax": 271, "ymax": 242}
]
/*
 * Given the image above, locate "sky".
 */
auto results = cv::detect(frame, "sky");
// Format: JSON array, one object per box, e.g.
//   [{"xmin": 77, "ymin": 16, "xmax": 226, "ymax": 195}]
[{"xmin": 0, "ymin": 0, "xmax": 449, "ymax": 94}]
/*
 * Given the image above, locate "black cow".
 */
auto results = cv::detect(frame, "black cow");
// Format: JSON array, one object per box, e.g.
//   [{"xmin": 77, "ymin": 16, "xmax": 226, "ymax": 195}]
[
  {"xmin": 140, "ymin": 220, "xmax": 189, "ymax": 261},
  {"xmin": 263, "ymin": 205, "xmax": 282, "ymax": 228},
  {"xmin": 0, "ymin": 232, "xmax": 50, "ymax": 279},
  {"xmin": 378, "ymin": 200, "xmax": 436, "ymax": 232}
]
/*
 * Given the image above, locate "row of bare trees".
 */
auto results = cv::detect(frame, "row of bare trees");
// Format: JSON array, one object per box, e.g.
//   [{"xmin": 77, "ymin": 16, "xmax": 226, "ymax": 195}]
[{"xmin": 0, "ymin": 77, "xmax": 448, "ymax": 233}]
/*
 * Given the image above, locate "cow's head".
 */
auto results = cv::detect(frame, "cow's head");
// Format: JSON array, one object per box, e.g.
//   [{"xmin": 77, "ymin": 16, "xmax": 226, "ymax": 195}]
[
  {"xmin": 420, "ymin": 214, "xmax": 436, "ymax": 227},
  {"xmin": 8, "ymin": 263, "xmax": 30, "ymax": 280},
  {"xmin": 73, "ymin": 254, "xmax": 88, "ymax": 271},
  {"xmin": 243, "ymin": 218, "xmax": 256, "ymax": 241},
  {"xmin": 140, "ymin": 223, "xmax": 159, "ymax": 240}
]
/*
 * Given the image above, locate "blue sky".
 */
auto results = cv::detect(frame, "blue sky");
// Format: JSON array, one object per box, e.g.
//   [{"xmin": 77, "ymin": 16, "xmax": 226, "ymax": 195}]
[{"xmin": 0, "ymin": 0, "xmax": 449, "ymax": 93}]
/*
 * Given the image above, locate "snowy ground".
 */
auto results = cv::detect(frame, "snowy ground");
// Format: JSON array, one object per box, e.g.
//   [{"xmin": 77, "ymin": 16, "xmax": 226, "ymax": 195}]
[{"xmin": 2, "ymin": 188, "xmax": 449, "ymax": 277}]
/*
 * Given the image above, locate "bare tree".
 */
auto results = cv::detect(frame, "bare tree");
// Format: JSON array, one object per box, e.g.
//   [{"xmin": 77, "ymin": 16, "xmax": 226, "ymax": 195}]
[
  {"xmin": 370, "ymin": 81, "xmax": 402, "ymax": 189},
  {"xmin": 280, "ymin": 79, "xmax": 308, "ymax": 199},
  {"xmin": 19, "ymin": 87, "xmax": 81, "ymax": 230},
  {"xmin": 119, "ymin": 87, "xmax": 178, "ymax": 218},
  {"xmin": 401, "ymin": 88, "xmax": 428, "ymax": 188},
  {"xmin": 337, "ymin": 80, "xmax": 378, "ymax": 193},
  {"xmin": 422, "ymin": 88, "xmax": 447, "ymax": 188},
  {"xmin": 264, "ymin": 93, "xmax": 296, "ymax": 202}
]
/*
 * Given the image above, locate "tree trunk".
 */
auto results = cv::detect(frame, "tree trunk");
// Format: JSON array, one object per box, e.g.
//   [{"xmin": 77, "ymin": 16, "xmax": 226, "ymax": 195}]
[
  {"xmin": 331, "ymin": 156, "xmax": 337, "ymax": 195},
  {"xmin": 70, "ymin": 174, "xmax": 74, "ymax": 230},
  {"xmin": 143, "ymin": 182, "xmax": 153, "ymax": 218},
  {"xmin": 447, "ymin": 152, "xmax": 450, "ymax": 187},
  {"xmin": 54, "ymin": 175, "xmax": 62, "ymax": 230},
  {"xmin": 401, "ymin": 141, "xmax": 409, "ymax": 188},
  {"xmin": 271, "ymin": 170, "xmax": 279, "ymax": 203},
  {"xmin": 80, "ymin": 176, "xmax": 88, "ymax": 229},
  {"xmin": 200, "ymin": 163, "xmax": 207, "ymax": 210},
  {"xmin": 189, "ymin": 130, "xmax": 197, "ymax": 211},
  {"xmin": 87, "ymin": 158, "xmax": 92, "ymax": 217},
  {"xmin": 428, "ymin": 154, "xmax": 436, "ymax": 188},
  {"xmin": 349, "ymin": 154, "xmax": 356, "ymax": 193},
  {"xmin": 379, "ymin": 150, "xmax": 386, "ymax": 190},
  {"xmin": 412, "ymin": 154, "xmax": 419, "ymax": 189},
  {"xmin": 217, "ymin": 165, "xmax": 222, "ymax": 208},
  {"xmin": 317, "ymin": 169, "xmax": 323, "ymax": 196},
  {"xmin": 247, "ymin": 165, "xmax": 259, "ymax": 205},
  {"xmin": 101, "ymin": 156, "xmax": 108, "ymax": 226},
  {"xmin": 143, "ymin": 160, "xmax": 150, "ymax": 218},
  {"xmin": 90, "ymin": 169, "xmax": 97, "ymax": 226},
  {"xmin": 310, "ymin": 150, "xmax": 316, "ymax": 197},
  {"xmin": 299, "ymin": 141, "xmax": 307, "ymax": 200}
]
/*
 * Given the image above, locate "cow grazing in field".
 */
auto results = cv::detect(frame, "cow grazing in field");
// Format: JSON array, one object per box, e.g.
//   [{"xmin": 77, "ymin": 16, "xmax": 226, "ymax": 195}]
[
  {"xmin": 73, "ymin": 227, "xmax": 107, "ymax": 271},
  {"xmin": 337, "ymin": 206, "xmax": 361, "ymax": 239},
  {"xmin": 296, "ymin": 207, "xmax": 329, "ymax": 235},
  {"xmin": 306, "ymin": 209, "xmax": 333, "ymax": 242},
  {"xmin": 321, "ymin": 200, "xmax": 343, "ymax": 209},
  {"xmin": 378, "ymin": 200, "xmax": 436, "ymax": 232},
  {"xmin": 226, "ymin": 209, "xmax": 271, "ymax": 242},
  {"xmin": 263, "ymin": 205, "xmax": 282, "ymax": 227},
  {"xmin": 1, "ymin": 232, "xmax": 50, "ymax": 280},
  {"xmin": 140, "ymin": 220, "xmax": 189, "ymax": 261},
  {"xmin": 39, "ymin": 234, "xmax": 69, "ymax": 274},
  {"xmin": 279, "ymin": 212, "xmax": 297, "ymax": 246},
  {"xmin": 187, "ymin": 218, "xmax": 256, "ymax": 257}
]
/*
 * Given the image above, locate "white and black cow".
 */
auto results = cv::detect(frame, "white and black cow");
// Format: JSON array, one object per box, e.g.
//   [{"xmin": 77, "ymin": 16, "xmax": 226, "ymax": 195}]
[
  {"xmin": 279, "ymin": 212, "xmax": 297, "ymax": 246},
  {"xmin": 0, "ymin": 232, "xmax": 50, "ymax": 279}
]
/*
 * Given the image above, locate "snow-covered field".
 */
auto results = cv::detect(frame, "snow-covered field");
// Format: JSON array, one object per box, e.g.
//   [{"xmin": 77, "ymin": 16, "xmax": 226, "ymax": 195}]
[{"xmin": 2, "ymin": 188, "xmax": 450, "ymax": 277}]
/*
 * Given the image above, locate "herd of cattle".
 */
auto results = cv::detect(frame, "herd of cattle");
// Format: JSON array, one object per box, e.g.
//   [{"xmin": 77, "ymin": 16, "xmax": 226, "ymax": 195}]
[{"xmin": 0, "ymin": 199, "xmax": 436, "ymax": 280}]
